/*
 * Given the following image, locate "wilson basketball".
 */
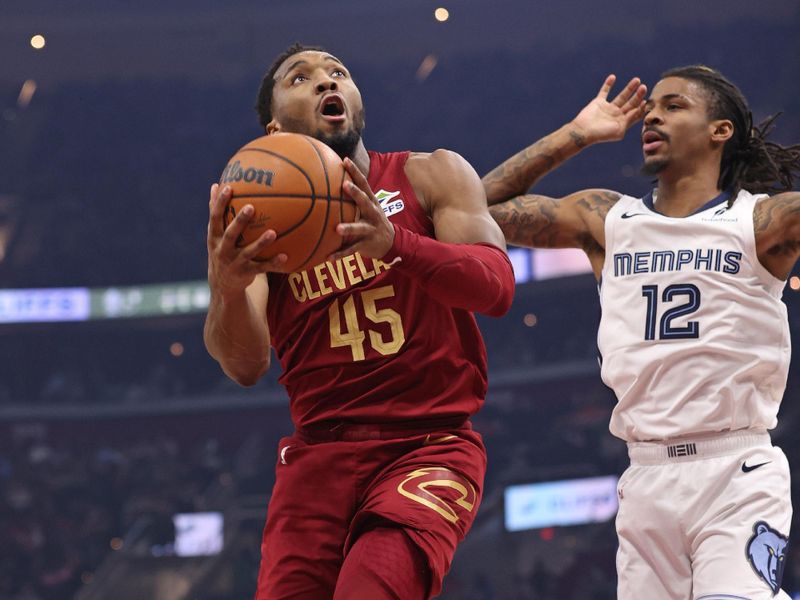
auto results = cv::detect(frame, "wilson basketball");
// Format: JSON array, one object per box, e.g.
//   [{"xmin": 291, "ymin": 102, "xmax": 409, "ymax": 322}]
[{"xmin": 219, "ymin": 132, "xmax": 356, "ymax": 273}]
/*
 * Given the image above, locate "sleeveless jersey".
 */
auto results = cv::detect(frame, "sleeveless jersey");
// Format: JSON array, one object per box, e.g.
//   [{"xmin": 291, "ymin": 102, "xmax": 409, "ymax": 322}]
[
  {"xmin": 266, "ymin": 151, "xmax": 488, "ymax": 429},
  {"xmin": 598, "ymin": 189, "xmax": 790, "ymax": 442}
]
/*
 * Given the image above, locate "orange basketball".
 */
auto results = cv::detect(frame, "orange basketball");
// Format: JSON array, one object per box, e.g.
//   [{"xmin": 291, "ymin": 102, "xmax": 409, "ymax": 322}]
[{"xmin": 219, "ymin": 132, "xmax": 356, "ymax": 273}]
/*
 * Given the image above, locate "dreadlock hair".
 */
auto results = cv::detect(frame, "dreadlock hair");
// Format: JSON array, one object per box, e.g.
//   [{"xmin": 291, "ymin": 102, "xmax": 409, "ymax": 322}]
[
  {"xmin": 255, "ymin": 43, "xmax": 327, "ymax": 129},
  {"xmin": 662, "ymin": 65, "xmax": 800, "ymax": 198}
]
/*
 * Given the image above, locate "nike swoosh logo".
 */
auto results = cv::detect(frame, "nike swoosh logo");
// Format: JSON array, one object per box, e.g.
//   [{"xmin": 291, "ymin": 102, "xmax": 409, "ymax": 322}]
[
  {"xmin": 422, "ymin": 434, "xmax": 457, "ymax": 446},
  {"xmin": 742, "ymin": 460, "xmax": 771, "ymax": 473},
  {"xmin": 621, "ymin": 212, "xmax": 647, "ymax": 219}
]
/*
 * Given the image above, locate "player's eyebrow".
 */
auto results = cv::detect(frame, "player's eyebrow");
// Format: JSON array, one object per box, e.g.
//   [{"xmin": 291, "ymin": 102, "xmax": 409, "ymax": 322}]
[
  {"xmin": 281, "ymin": 55, "xmax": 347, "ymax": 81},
  {"xmin": 645, "ymin": 93, "xmax": 690, "ymax": 108}
]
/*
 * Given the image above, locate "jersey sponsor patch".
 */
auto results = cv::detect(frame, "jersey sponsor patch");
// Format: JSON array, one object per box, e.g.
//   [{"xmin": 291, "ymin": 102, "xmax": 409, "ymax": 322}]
[
  {"xmin": 746, "ymin": 521, "xmax": 788, "ymax": 594},
  {"xmin": 375, "ymin": 189, "xmax": 405, "ymax": 217}
]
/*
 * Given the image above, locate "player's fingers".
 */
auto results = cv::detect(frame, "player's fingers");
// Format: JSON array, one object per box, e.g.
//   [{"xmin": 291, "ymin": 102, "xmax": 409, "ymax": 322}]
[
  {"xmin": 239, "ymin": 229, "xmax": 277, "ymax": 260},
  {"xmin": 343, "ymin": 180, "xmax": 379, "ymax": 221},
  {"xmin": 220, "ymin": 204, "xmax": 254, "ymax": 248},
  {"xmin": 208, "ymin": 184, "xmax": 231, "ymax": 238},
  {"xmin": 343, "ymin": 158, "xmax": 377, "ymax": 203},
  {"xmin": 249, "ymin": 253, "xmax": 288, "ymax": 274},
  {"xmin": 597, "ymin": 74, "xmax": 616, "ymax": 100},
  {"xmin": 624, "ymin": 101, "xmax": 647, "ymax": 127},
  {"xmin": 329, "ymin": 243, "xmax": 360, "ymax": 262},
  {"xmin": 623, "ymin": 84, "xmax": 648, "ymax": 112},
  {"xmin": 336, "ymin": 221, "xmax": 372, "ymax": 239},
  {"xmin": 611, "ymin": 77, "xmax": 641, "ymax": 107}
]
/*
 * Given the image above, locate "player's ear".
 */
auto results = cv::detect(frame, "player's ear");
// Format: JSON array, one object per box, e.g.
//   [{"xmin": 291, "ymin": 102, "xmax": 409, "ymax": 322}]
[
  {"xmin": 710, "ymin": 119, "xmax": 734, "ymax": 144},
  {"xmin": 266, "ymin": 120, "xmax": 281, "ymax": 135}
]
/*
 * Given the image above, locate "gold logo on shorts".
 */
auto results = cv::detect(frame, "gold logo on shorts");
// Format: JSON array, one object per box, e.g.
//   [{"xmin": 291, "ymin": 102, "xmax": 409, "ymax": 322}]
[
  {"xmin": 397, "ymin": 467, "xmax": 476, "ymax": 524},
  {"xmin": 421, "ymin": 434, "xmax": 457, "ymax": 446}
]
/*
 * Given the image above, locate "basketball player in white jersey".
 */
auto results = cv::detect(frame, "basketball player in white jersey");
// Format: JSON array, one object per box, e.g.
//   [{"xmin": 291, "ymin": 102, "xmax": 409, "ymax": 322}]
[{"xmin": 484, "ymin": 66, "xmax": 800, "ymax": 599}]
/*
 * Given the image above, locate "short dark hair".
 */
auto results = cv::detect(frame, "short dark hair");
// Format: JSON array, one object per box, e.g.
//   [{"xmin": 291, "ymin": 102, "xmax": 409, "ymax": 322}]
[
  {"xmin": 255, "ymin": 43, "xmax": 327, "ymax": 129},
  {"xmin": 663, "ymin": 65, "xmax": 800, "ymax": 196}
]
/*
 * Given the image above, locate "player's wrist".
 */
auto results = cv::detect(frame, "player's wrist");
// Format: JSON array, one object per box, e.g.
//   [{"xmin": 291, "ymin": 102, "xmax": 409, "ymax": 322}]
[
  {"xmin": 380, "ymin": 223, "xmax": 408, "ymax": 263},
  {"xmin": 565, "ymin": 121, "xmax": 594, "ymax": 148}
]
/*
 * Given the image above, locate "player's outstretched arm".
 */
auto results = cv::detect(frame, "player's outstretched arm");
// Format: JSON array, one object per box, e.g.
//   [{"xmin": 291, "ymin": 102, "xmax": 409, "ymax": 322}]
[
  {"xmin": 489, "ymin": 189, "xmax": 619, "ymax": 251},
  {"xmin": 483, "ymin": 75, "xmax": 646, "ymax": 205},
  {"xmin": 333, "ymin": 153, "xmax": 515, "ymax": 317},
  {"xmin": 203, "ymin": 183, "xmax": 286, "ymax": 386},
  {"xmin": 754, "ymin": 191, "xmax": 800, "ymax": 280}
]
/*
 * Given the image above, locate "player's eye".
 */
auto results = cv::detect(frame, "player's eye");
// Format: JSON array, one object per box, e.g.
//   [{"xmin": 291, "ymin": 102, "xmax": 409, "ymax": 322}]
[
  {"xmin": 332, "ymin": 69, "xmax": 346, "ymax": 78},
  {"xmin": 667, "ymin": 104, "xmax": 681, "ymax": 111},
  {"xmin": 291, "ymin": 74, "xmax": 308, "ymax": 84}
]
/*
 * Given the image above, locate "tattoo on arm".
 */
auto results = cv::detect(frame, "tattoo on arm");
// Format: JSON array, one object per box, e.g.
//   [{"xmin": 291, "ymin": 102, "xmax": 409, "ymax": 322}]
[
  {"xmin": 755, "ymin": 193, "xmax": 800, "ymax": 258},
  {"xmin": 575, "ymin": 191, "xmax": 618, "ymax": 221},
  {"xmin": 489, "ymin": 196, "xmax": 560, "ymax": 248},
  {"xmin": 483, "ymin": 141, "xmax": 556, "ymax": 205},
  {"xmin": 482, "ymin": 128, "xmax": 591, "ymax": 204},
  {"xmin": 569, "ymin": 130, "xmax": 587, "ymax": 148},
  {"xmin": 489, "ymin": 191, "xmax": 619, "ymax": 251}
]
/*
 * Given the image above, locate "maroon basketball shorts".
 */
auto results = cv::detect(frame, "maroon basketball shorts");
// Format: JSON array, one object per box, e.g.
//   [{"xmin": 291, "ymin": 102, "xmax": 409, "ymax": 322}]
[{"xmin": 254, "ymin": 420, "xmax": 486, "ymax": 599}]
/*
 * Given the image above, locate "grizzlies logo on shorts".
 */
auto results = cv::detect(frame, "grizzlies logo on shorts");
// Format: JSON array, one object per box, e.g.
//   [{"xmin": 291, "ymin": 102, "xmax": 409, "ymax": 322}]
[{"xmin": 746, "ymin": 521, "xmax": 788, "ymax": 594}]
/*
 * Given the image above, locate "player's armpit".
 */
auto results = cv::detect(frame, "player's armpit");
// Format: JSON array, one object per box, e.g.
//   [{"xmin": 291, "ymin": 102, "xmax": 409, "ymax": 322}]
[
  {"xmin": 489, "ymin": 189, "xmax": 620, "ymax": 255},
  {"xmin": 754, "ymin": 191, "xmax": 800, "ymax": 280}
]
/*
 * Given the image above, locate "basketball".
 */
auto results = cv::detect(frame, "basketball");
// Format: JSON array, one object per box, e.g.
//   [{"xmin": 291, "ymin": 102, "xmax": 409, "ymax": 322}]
[{"xmin": 219, "ymin": 132, "xmax": 357, "ymax": 273}]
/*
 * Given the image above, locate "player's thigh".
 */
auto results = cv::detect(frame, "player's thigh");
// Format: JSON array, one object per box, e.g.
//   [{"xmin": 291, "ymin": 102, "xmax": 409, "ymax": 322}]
[
  {"xmin": 350, "ymin": 434, "xmax": 486, "ymax": 597},
  {"xmin": 333, "ymin": 526, "xmax": 429, "ymax": 600},
  {"xmin": 692, "ymin": 447, "xmax": 791, "ymax": 600},
  {"xmin": 616, "ymin": 463, "xmax": 692, "ymax": 600},
  {"xmin": 255, "ymin": 435, "xmax": 357, "ymax": 600}
]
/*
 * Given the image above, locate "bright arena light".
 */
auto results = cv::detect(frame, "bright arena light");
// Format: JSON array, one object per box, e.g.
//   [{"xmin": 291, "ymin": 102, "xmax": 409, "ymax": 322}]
[
  {"xmin": 30, "ymin": 34, "xmax": 46, "ymax": 50},
  {"xmin": 790, "ymin": 276, "xmax": 800, "ymax": 291},
  {"xmin": 170, "ymin": 342, "xmax": 185, "ymax": 357},
  {"xmin": 434, "ymin": 7, "xmax": 450, "ymax": 22}
]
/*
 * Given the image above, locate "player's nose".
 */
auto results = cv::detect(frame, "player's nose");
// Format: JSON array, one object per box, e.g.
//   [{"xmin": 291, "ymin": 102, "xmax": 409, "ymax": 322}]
[
  {"xmin": 315, "ymin": 78, "xmax": 338, "ymax": 94},
  {"xmin": 644, "ymin": 109, "xmax": 663, "ymax": 126}
]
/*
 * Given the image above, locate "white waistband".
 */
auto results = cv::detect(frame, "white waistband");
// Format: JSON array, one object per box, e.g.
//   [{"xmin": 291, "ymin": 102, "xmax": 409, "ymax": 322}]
[{"xmin": 627, "ymin": 430, "xmax": 771, "ymax": 465}]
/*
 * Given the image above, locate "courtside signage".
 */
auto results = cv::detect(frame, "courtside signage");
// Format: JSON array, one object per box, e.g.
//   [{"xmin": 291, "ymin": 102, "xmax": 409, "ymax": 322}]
[{"xmin": 504, "ymin": 475, "xmax": 619, "ymax": 531}]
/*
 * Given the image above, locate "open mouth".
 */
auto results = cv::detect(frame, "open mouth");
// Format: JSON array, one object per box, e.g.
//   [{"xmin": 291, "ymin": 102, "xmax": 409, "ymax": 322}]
[
  {"xmin": 320, "ymin": 95, "xmax": 345, "ymax": 120},
  {"xmin": 642, "ymin": 129, "xmax": 664, "ymax": 153}
]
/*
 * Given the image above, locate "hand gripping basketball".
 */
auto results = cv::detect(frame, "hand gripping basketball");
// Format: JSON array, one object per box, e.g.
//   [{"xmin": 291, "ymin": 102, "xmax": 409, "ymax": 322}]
[
  {"xmin": 207, "ymin": 182, "xmax": 287, "ymax": 296},
  {"xmin": 330, "ymin": 157, "xmax": 396, "ymax": 261}
]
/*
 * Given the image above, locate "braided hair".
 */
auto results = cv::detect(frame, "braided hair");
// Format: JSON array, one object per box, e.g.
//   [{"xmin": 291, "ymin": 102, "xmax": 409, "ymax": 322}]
[{"xmin": 662, "ymin": 65, "xmax": 800, "ymax": 198}]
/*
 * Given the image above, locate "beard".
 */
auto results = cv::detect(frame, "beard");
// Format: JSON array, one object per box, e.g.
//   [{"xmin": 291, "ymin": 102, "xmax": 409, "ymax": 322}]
[
  {"xmin": 316, "ymin": 128, "xmax": 361, "ymax": 159},
  {"xmin": 640, "ymin": 157, "xmax": 669, "ymax": 177},
  {"xmin": 315, "ymin": 108, "xmax": 365, "ymax": 159}
]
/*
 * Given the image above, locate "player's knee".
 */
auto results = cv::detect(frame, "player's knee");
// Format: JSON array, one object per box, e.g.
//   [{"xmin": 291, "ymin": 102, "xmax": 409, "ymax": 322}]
[{"xmin": 334, "ymin": 526, "xmax": 430, "ymax": 600}]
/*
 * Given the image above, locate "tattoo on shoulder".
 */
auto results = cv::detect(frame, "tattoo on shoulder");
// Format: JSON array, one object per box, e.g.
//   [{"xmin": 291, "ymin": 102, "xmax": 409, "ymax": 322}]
[
  {"xmin": 575, "ymin": 191, "xmax": 620, "ymax": 221},
  {"xmin": 488, "ymin": 195, "xmax": 559, "ymax": 248}
]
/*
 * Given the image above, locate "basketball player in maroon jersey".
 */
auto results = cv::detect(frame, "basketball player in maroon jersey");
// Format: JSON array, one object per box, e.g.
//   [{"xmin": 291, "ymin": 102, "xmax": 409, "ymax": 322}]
[{"xmin": 204, "ymin": 44, "xmax": 515, "ymax": 599}]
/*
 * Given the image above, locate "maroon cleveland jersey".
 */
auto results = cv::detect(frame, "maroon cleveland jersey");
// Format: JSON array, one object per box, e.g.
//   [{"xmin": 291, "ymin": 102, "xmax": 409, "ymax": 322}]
[{"xmin": 267, "ymin": 151, "xmax": 488, "ymax": 428}]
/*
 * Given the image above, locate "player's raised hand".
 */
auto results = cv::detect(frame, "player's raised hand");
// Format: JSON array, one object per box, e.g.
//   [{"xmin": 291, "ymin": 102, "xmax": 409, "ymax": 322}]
[
  {"xmin": 331, "ymin": 158, "xmax": 395, "ymax": 261},
  {"xmin": 206, "ymin": 183, "xmax": 287, "ymax": 295},
  {"xmin": 571, "ymin": 75, "xmax": 647, "ymax": 145}
]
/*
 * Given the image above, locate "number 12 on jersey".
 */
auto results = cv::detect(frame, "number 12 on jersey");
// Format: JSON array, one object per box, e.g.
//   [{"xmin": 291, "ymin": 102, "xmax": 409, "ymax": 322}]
[
  {"xmin": 329, "ymin": 284, "xmax": 406, "ymax": 361},
  {"xmin": 641, "ymin": 283, "xmax": 701, "ymax": 340}
]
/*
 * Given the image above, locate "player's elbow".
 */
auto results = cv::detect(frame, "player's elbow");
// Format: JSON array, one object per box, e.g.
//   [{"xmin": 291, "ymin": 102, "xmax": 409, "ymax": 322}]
[
  {"xmin": 223, "ymin": 357, "xmax": 270, "ymax": 388},
  {"xmin": 484, "ymin": 253, "xmax": 516, "ymax": 317},
  {"xmin": 484, "ymin": 282, "xmax": 514, "ymax": 317}
]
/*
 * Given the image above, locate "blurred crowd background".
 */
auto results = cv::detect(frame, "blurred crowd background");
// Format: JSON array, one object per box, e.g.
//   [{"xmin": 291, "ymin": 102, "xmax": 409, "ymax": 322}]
[{"xmin": 1, "ymin": 1, "xmax": 799, "ymax": 598}]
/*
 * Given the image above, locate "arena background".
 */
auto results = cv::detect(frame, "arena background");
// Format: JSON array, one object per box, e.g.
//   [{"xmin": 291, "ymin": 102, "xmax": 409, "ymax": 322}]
[{"xmin": 1, "ymin": 1, "xmax": 799, "ymax": 598}]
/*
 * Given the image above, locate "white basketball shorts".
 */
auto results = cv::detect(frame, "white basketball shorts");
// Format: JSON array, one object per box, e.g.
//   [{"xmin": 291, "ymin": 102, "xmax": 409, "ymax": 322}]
[{"xmin": 616, "ymin": 430, "xmax": 792, "ymax": 600}]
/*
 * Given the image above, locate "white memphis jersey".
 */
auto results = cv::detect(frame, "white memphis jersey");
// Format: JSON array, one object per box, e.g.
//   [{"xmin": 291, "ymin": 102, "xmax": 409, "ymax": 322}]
[{"xmin": 598, "ymin": 189, "xmax": 790, "ymax": 442}]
